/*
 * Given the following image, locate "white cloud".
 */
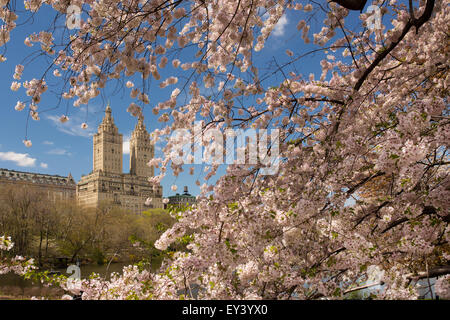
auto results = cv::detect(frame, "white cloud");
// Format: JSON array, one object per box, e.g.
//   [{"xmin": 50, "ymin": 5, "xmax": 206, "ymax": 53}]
[
  {"xmin": 123, "ymin": 134, "xmax": 131, "ymax": 154},
  {"xmin": 273, "ymin": 14, "xmax": 288, "ymax": 37},
  {"xmin": 45, "ymin": 105, "xmax": 101, "ymax": 138},
  {"xmin": 47, "ymin": 114, "xmax": 95, "ymax": 138},
  {"xmin": 43, "ymin": 140, "xmax": 54, "ymax": 145},
  {"xmin": 0, "ymin": 151, "xmax": 36, "ymax": 167},
  {"xmin": 47, "ymin": 148, "xmax": 72, "ymax": 156},
  {"xmin": 40, "ymin": 162, "xmax": 48, "ymax": 168},
  {"xmin": 122, "ymin": 134, "xmax": 165, "ymax": 156}
]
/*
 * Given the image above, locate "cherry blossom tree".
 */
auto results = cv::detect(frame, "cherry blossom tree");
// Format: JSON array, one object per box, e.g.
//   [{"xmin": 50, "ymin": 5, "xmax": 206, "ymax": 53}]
[
  {"xmin": 1, "ymin": 236, "xmax": 36, "ymax": 275},
  {"xmin": 0, "ymin": 0, "xmax": 449, "ymax": 299}
]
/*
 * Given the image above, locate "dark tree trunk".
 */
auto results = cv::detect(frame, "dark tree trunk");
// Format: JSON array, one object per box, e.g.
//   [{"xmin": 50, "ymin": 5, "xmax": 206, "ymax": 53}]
[{"xmin": 38, "ymin": 230, "xmax": 43, "ymax": 267}]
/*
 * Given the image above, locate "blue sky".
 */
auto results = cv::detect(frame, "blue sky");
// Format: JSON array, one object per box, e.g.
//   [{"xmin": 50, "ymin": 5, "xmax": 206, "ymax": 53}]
[{"xmin": 0, "ymin": 3, "xmax": 370, "ymax": 197}]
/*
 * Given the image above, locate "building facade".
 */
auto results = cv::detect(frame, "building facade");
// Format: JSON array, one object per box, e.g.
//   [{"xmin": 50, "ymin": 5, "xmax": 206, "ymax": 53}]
[
  {"xmin": 166, "ymin": 186, "xmax": 197, "ymax": 209},
  {"xmin": 0, "ymin": 168, "xmax": 76, "ymax": 200},
  {"xmin": 77, "ymin": 105, "xmax": 163, "ymax": 214}
]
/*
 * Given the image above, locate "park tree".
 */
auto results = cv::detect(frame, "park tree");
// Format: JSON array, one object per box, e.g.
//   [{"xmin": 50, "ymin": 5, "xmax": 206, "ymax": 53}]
[
  {"xmin": 0, "ymin": 0, "xmax": 449, "ymax": 299},
  {"xmin": 0, "ymin": 185, "xmax": 47, "ymax": 258},
  {"xmin": 53, "ymin": 200, "xmax": 98, "ymax": 262}
]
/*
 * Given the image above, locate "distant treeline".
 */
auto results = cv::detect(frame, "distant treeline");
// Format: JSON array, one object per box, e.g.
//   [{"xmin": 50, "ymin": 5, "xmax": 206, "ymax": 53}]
[{"xmin": 0, "ymin": 185, "xmax": 177, "ymax": 268}]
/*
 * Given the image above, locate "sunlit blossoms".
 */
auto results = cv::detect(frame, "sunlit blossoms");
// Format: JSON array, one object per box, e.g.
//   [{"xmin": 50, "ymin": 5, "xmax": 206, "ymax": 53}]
[
  {"xmin": 59, "ymin": 115, "xmax": 69, "ymax": 123},
  {"xmin": 435, "ymin": 275, "xmax": 450, "ymax": 299},
  {"xmin": 14, "ymin": 101, "xmax": 25, "ymax": 111},
  {"xmin": 0, "ymin": 236, "xmax": 36, "ymax": 275},
  {"xmin": 0, "ymin": 236, "xmax": 13, "ymax": 251},
  {"xmin": 22, "ymin": 139, "xmax": 32, "ymax": 147},
  {"xmin": 13, "ymin": 64, "xmax": 24, "ymax": 80},
  {"xmin": 10, "ymin": 81, "xmax": 21, "ymax": 91}
]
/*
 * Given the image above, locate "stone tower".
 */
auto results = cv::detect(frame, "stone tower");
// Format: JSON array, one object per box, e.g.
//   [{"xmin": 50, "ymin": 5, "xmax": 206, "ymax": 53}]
[
  {"xmin": 93, "ymin": 104, "xmax": 123, "ymax": 174},
  {"xmin": 129, "ymin": 116, "xmax": 154, "ymax": 177}
]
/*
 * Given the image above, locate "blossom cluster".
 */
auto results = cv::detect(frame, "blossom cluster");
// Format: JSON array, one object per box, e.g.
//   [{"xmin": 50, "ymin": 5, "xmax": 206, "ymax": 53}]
[{"xmin": 0, "ymin": 236, "xmax": 36, "ymax": 276}]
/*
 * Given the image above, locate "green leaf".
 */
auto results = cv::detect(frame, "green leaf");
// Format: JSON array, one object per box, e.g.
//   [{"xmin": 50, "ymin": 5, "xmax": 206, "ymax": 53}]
[{"xmin": 389, "ymin": 154, "xmax": 399, "ymax": 159}]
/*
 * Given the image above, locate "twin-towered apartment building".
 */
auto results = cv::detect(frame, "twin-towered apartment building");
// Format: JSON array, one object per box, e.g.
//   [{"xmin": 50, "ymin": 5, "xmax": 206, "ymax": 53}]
[
  {"xmin": 77, "ymin": 105, "xmax": 164, "ymax": 213},
  {"xmin": 0, "ymin": 105, "xmax": 164, "ymax": 214}
]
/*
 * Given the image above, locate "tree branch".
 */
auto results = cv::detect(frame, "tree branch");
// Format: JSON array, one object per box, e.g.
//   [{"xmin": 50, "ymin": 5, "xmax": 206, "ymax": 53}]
[
  {"xmin": 406, "ymin": 265, "xmax": 450, "ymax": 280},
  {"xmin": 354, "ymin": 0, "xmax": 436, "ymax": 91},
  {"xmin": 346, "ymin": 171, "xmax": 385, "ymax": 196},
  {"xmin": 344, "ymin": 281, "xmax": 384, "ymax": 294},
  {"xmin": 381, "ymin": 206, "xmax": 449, "ymax": 234}
]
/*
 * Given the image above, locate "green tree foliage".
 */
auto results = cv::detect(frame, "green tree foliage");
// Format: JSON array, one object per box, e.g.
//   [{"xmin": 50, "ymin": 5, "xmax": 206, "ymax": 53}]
[{"xmin": 0, "ymin": 185, "xmax": 175, "ymax": 268}]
